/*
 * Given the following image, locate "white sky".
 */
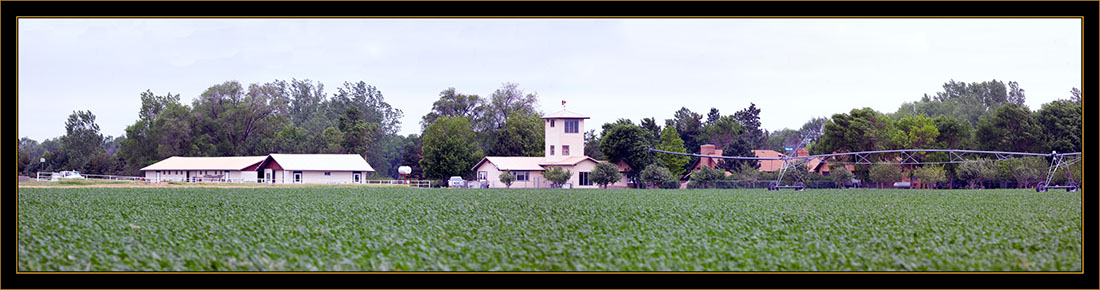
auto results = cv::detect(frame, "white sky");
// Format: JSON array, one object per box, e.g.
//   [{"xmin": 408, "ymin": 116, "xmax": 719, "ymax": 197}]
[{"xmin": 18, "ymin": 18, "xmax": 1082, "ymax": 141}]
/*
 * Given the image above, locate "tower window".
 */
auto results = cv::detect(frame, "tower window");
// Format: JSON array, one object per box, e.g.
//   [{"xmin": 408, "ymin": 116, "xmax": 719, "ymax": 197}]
[
  {"xmin": 565, "ymin": 120, "xmax": 579, "ymax": 133},
  {"xmin": 550, "ymin": 145, "xmax": 555, "ymax": 155},
  {"xmin": 563, "ymin": 145, "xmax": 570, "ymax": 156}
]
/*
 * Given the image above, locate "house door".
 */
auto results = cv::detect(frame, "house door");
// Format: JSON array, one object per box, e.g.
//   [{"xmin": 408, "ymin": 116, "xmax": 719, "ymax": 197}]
[
  {"xmin": 264, "ymin": 169, "xmax": 273, "ymax": 183},
  {"xmin": 293, "ymin": 172, "xmax": 302, "ymax": 184},
  {"xmin": 353, "ymin": 173, "xmax": 362, "ymax": 184}
]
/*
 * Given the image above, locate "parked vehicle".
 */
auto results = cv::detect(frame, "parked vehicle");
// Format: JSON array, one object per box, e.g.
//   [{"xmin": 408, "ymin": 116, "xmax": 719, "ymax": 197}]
[
  {"xmin": 448, "ymin": 176, "xmax": 466, "ymax": 188},
  {"xmin": 51, "ymin": 171, "xmax": 86, "ymax": 181}
]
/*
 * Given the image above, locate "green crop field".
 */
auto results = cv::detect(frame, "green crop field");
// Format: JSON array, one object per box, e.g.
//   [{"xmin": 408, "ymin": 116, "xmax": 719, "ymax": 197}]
[{"xmin": 16, "ymin": 187, "xmax": 1081, "ymax": 271}]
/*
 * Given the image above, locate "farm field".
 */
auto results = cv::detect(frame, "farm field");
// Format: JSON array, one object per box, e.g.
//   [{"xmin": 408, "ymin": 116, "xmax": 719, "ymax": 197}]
[{"xmin": 17, "ymin": 187, "xmax": 1081, "ymax": 271}]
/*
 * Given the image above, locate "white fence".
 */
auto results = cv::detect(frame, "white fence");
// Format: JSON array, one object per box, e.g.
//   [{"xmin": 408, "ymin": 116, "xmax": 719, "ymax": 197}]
[
  {"xmin": 36, "ymin": 172, "xmax": 147, "ymax": 182},
  {"xmin": 35, "ymin": 172, "xmax": 432, "ymax": 188}
]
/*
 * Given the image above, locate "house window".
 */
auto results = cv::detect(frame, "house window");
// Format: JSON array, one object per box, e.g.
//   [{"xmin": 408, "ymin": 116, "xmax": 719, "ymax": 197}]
[
  {"xmin": 550, "ymin": 145, "xmax": 555, "ymax": 155},
  {"xmin": 324, "ymin": 172, "xmax": 331, "ymax": 176},
  {"xmin": 565, "ymin": 120, "xmax": 579, "ymax": 133},
  {"xmin": 550, "ymin": 120, "xmax": 555, "ymax": 127},
  {"xmin": 562, "ymin": 145, "xmax": 570, "ymax": 156},
  {"xmin": 515, "ymin": 171, "xmax": 529, "ymax": 181},
  {"xmin": 579, "ymin": 172, "xmax": 592, "ymax": 186},
  {"xmin": 478, "ymin": 171, "xmax": 487, "ymax": 180}
]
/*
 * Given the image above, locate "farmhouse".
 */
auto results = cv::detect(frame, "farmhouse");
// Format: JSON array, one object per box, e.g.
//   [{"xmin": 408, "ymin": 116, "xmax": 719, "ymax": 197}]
[
  {"xmin": 472, "ymin": 108, "xmax": 631, "ymax": 188},
  {"xmin": 688, "ymin": 146, "xmax": 856, "ymax": 176},
  {"xmin": 141, "ymin": 154, "xmax": 374, "ymax": 184}
]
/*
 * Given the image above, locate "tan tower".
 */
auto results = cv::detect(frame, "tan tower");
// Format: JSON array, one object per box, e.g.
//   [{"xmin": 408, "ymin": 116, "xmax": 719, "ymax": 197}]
[{"xmin": 540, "ymin": 109, "xmax": 589, "ymax": 163}]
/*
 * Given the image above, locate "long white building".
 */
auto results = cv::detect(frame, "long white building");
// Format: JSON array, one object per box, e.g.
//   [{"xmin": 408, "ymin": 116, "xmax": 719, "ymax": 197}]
[{"xmin": 140, "ymin": 154, "xmax": 374, "ymax": 184}]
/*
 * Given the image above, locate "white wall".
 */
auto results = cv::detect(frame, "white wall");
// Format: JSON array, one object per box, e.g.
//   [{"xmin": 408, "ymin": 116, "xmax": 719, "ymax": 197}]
[
  {"xmin": 144, "ymin": 170, "xmax": 262, "ymax": 183},
  {"xmin": 473, "ymin": 162, "xmax": 549, "ymax": 188},
  {"xmin": 264, "ymin": 170, "xmax": 367, "ymax": 184},
  {"xmin": 544, "ymin": 118, "xmax": 585, "ymax": 162}
]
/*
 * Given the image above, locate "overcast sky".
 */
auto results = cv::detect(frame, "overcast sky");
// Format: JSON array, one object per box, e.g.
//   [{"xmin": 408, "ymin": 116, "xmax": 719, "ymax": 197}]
[{"xmin": 18, "ymin": 18, "xmax": 1081, "ymax": 142}]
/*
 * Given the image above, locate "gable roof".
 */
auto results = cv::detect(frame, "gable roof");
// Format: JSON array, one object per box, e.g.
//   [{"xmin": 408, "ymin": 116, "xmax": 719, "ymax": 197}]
[
  {"xmin": 266, "ymin": 154, "xmax": 375, "ymax": 171},
  {"xmin": 540, "ymin": 109, "xmax": 590, "ymax": 119},
  {"xmin": 140, "ymin": 156, "xmax": 267, "ymax": 171},
  {"xmin": 472, "ymin": 156, "xmax": 548, "ymax": 171}
]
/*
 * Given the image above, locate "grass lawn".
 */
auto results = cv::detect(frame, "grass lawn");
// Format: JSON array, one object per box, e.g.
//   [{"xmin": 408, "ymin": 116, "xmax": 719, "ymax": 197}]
[{"xmin": 16, "ymin": 187, "xmax": 1081, "ymax": 271}]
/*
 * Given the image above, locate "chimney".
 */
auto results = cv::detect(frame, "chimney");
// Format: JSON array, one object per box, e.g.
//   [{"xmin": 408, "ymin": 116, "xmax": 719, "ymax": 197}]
[{"xmin": 700, "ymin": 144, "xmax": 716, "ymax": 155}]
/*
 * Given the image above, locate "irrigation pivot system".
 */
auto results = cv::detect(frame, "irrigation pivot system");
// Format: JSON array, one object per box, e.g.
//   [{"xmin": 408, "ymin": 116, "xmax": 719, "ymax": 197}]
[{"xmin": 650, "ymin": 147, "xmax": 1082, "ymax": 191}]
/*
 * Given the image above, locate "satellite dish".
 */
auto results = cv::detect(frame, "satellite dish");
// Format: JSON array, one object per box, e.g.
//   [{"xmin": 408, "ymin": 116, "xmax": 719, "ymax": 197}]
[{"xmin": 398, "ymin": 166, "xmax": 412, "ymax": 175}]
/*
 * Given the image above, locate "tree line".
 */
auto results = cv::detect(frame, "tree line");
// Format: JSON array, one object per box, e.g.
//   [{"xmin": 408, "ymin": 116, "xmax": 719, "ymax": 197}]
[{"xmin": 18, "ymin": 79, "xmax": 1081, "ymax": 188}]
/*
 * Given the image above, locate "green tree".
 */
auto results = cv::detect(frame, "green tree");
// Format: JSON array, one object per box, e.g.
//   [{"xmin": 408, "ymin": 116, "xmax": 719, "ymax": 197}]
[
  {"xmin": 639, "ymin": 117, "xmax": 663, "ymax": 146},
  {"xmin": 814, "ymin": 108, "xmax": 894, "ymax": 154},
  {"xmin": 60, "ymin": 110, "xmax": 107, "ymax": 172},
  {"xmin": 911, "ymin": 165, "xmax": 947, "ymax": 188},
  {"xmin": 1035, "ymin": 100, "xmax": 1081, "ymax": 154},
  {"xmin": 499, "ymin": 170, "xmax": 516, "ymax": 188},
  {"xmin": 957, "ymin": 160, "xmax": 996, "ymax": 189},
  {"xmin": 932, "ymin": 115, "xmax": 971, "ymax": 149},
  {"xmin": 733, "ymin": 103, "xmax": 767, "ymax": 148},
  {"xmin": 542, "ymin": 166, "xmax": 573, "ymax": 188},
  {"xmin": 974, "ymin": 103, "xmax": 1042, "ymax": 153},
  {"xmin": 894, "ymin": 114, "xmax": 940, "ymax": 149},
  {"xmin": 702, "ymin": 115, "xmax": 744, "ymax": 150},
  {"xmin": 868, "ymin": 164, "xmax": 904, "ymax": 186},
  {"xmin": 117, "ymin": 90, "xmax": 194, "ymax": 174},
  {"xmin": 996, "ymin": 159, "xmax": 1047, "ymax": 188},
  {"xmin": 400, "ymin": 134, "xmax": 424, "ymax": 179},
  {"xmin": 338, "ymin": 106, "xmax": 377, "ymax": 158},
  {"xmin": 640, "ymin": 164, "xmax": 673, "ymax": 189},
  {"xmin": 589, "ymin": 162, "xmax": 623, "ymax": 189},
  {"xmin": 583, "ymin": 130, "xmax": 606, "ymax": 160},
  {"xmin": 720, "ymin": 135, "xmax": 758, "ymax": 172},
  {"xmin": 190, "ymin": 80, "xmax": 290, "ymax": 156},
  {"xmin": 732, "ymin": 162, "xmax": 762, "ymax": 188},
  {"xmin": 272, "ymin": 124, "xmax": 311, "ymax": 153},
  {"xmin": 420, "ymin": 116, "xmax": 484, "ymax": 180},
  {"xmin": 599, "ymin": 123, "xmax": 654, "ymax": 180},
  {"xmin": 705, "ymin": 108, "xmax": 721, "ymax": 126},
  {"xmin": 829, "ymin": 166, "xmax": 855, "ymax": 188},
  {"xmin": 320, "ymin": 127, "xmax": 344, "ymax": 154},
  {"xmin": 688, "ymin": 166, "xmax": 724, "ymax": 189},
  {"xmin": 656, "ymin": 127, "xmax": 690, "ymax": 177},
  {"xmin": 666, "ymin": 107, "xmax": 704, "ymax": 153},
  {"xmin": 490, "ymin": 113, "xmax": 545, "ymax": 156},
  {"xmin": 421, "ymin": 87, "xmax": 484, "ymax": 130},
  {"xmin": 1069, "ymin": 87, "xmax": 1081, "ymax": 105}
]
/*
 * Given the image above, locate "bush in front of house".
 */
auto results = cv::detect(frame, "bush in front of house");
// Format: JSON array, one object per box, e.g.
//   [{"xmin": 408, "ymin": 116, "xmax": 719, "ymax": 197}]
[
  {"xmin": 543, "ymin": 166, "xmax": 573, "ymax": 188},
  {"xmin": 499, "ymin": 170, "xmax": 516, "ymax": 188},
  {"xmin": 590, "ymin": 162, "xmax": 623, "ymax": 189}
]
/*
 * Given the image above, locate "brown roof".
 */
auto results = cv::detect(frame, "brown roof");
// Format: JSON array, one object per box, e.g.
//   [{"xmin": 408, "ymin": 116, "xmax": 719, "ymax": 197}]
[{"xmin": 753, "ymin": 150, "xmax": 787, "ymax": 172}]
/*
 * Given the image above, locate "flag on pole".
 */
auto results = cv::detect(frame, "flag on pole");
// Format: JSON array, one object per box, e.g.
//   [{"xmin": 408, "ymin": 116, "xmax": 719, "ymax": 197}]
[{"xmin": 562, "ymin": 100, "xmax": 566, "ymax": 107}]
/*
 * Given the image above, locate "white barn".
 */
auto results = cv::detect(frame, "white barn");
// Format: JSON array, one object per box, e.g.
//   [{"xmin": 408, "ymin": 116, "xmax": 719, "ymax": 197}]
[
  {"xmin": 256, "ymin": 154, "xmax": 375, "ymax": 184},
  {"xmin": 140, "ymin": 156, "xmax": 267, "ymax": 182},
  {"xmin": 140, "ymin": 154, "xmax": 375, "ymax": 184}
]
